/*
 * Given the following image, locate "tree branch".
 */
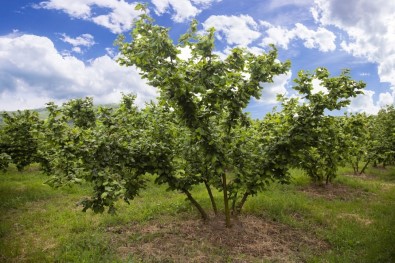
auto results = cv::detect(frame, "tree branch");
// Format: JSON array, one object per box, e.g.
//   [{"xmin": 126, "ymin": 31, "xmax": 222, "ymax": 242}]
[{"xmin": 182, "ymin": 189, "xmax": 209, "ymax": 221}]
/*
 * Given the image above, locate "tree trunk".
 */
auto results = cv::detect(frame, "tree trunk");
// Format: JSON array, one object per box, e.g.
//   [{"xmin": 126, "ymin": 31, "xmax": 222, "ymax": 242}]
[
  {"xmin": 235, "ymin": 192, "xmax": 249, "ymax": 216},
  {"xmin": 204, "ymin": 180, "xmax": 218, "ymax": 214},
  {"xmin": 231, "ymin": 193, "xmax": 238, "ymax": 215},
  {"xmin": 351, "ymin": 162, "xmax": 357, "ymax": 175},
  {"xmin": 222, "ymin": 173, "xmax": 231, "ymax": 227},
  {"xmin": 383, "ymin": 158, "xmax": 387, "ymax": 168},
  {"xmin": 325, "ymin": 173, "xmax": 330, "ymax": 185},
  {"xmin": 182, "ymin": 189, "xmax": 208, "ymax": 221},
  {"xmin": 359, "ymin": 160, "xmax": 370, "ymax": 175}
]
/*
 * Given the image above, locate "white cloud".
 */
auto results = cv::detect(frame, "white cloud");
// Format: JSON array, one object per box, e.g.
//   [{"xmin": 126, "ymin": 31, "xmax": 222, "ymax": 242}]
[
  {"xmin": 72, "ymin": 46, "xmax": 82, "ymax": 53},
  {"xmin": 258, "ymin": 71, "xmax": 292, "ymax": 104},
  {"xmin": 260, "ymin": 22, "xmax": 336, "ymax": 52},
  {"xmin": 213, "ymin": 45, "xmax": 266, "ymax": 61},
  {"xmin": 60, "ymin": 33, "xmax": 95, "ymax": 47},
  {"xmin": 260, "ymin": 23, "xmax": 293, "ymax": 49},
  {"xmin": 177, "ymin": 46, "xmax": 192, "ymax": 61},
  {"xmin": 0, "ymin": 34, "xmax": 157, "ymax": 111},
  {"xmin": 378, "ymin": 90, "xmax": 395, "ymax": 107},
  {"xmin": 201, "ymin": 13, "xmax": 335, "ymax": 52},
  {"xmin": 105, "ymin": 47, "xmax": 116, "ymax": 58},
  {"xmin": 312, "ymin": 0, "xmax": 395, "ymax": 88},
  {"xmin": 36, "ymin": 0, "xmax": 142, "ymax": 33},
  {"xmin": 348, "ymin": 90, "xmax": 380, "ymax": 115},
  {"xmin": 246, "ymin": 46, "xmax": 266, "ymax": 56},
  {"xmin": 151, "ymin": 0, "xmax": 221, "ymax": 22},
  {"xmin": 377, "ymin": 54, "xmax": 395, "ymax": 85},
  {"xmin": 151, "ymin": 0, "xmax": 198, "ymax": 22},
  {"xmin": 0, "ymin": 84, "xmax": 64, "ymax": 112},
  {"xmin": 311, "ymin": 78, "xmax": 328, "ymax": 94},
  {"xmin": 294, "ymin": 23, "xmax": 336, "ymax": 52},
  {"xmin": 60, "ymin": 33, "xmax": 95, "ymax": 54},
  {"xmin": 268, "ymin": 0, "xmax": 313, "ymax": 10},
  {"xmin": 192, "ymin": 0, "xmax": 220, "ymax": 6},
  {"xmin": 203, "ymin": 15, "xmax": 261, "ymax": 47}
]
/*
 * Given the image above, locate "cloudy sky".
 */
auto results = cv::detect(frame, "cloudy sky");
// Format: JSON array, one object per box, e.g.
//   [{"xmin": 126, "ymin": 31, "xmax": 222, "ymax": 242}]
[{"xmin": 1, "ymin": 0, "xmax": 394, "ymax": 117}]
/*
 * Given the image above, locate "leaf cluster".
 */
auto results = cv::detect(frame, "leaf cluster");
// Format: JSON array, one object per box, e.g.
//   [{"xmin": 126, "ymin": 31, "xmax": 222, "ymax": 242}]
[{"xmin": 0, "ymin": 110, "xmax": 41, "ymax": 171}]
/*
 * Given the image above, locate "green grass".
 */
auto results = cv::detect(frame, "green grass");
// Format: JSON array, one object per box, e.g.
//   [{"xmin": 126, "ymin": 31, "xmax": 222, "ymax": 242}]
[{"xmin": 0, "ymin": 165, "xmax": 394, "ymax": 262}]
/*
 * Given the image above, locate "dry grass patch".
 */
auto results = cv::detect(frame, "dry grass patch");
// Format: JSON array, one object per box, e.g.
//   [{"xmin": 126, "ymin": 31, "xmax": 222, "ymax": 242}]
[
  {"xmin": 298, "ymin": 183, "xmax": 372, "ymax": 201},
  {"xmin": 337, "ymin": 213, "xmax": 373, "ymax": 226},
  {"xmin": 108, "ymin": 214, "xmax": 329, "ymax": 262},
  {"xmin": 343, "ymin": 173, "xmax": 377, "ymax": 180},
  {"xmin": 379, "ymin": 182, "xmax": 395, "ymax": 191}
]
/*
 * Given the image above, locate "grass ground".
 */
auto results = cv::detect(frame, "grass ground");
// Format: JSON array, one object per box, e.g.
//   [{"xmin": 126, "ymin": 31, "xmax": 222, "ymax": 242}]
[{"xmin": 0, "ymin": 165, "xmax": 394, "ymax": 262}]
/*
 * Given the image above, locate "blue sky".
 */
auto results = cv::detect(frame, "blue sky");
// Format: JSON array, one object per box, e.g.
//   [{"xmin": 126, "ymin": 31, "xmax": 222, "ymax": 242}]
[{"xmin": 1, "ymin": 0, "xmax": 394, "ymax": 118}]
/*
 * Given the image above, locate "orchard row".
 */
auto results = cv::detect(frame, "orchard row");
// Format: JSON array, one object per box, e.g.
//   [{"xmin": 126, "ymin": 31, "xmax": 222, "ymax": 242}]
[{"xmin": 1, "ymin": 6, "xmax": 394, "ymax": 226}]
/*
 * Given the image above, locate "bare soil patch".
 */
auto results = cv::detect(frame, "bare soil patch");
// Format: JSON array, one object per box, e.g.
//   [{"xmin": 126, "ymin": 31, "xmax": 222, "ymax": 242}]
[
  {"xmin": 107, "ymin": 214, "xmax": 329, "ymax": 262},
  {"xmin": 298, "ymin": 183, "xmax": 371, "ymax": 201}
]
